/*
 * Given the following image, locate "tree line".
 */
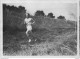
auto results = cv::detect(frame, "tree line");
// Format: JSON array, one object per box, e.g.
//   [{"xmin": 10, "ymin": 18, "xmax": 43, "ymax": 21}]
[
  {"xmin": 3, "ymin": 4, "xmax": 65, "ymax": 19},
  {"xmin": 4, "ymin": 4, "xmax": 76, "ymax": 32}
]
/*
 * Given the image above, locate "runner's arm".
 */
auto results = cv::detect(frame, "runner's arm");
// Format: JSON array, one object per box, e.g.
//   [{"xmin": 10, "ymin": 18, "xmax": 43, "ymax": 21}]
[{"xmin": 31, "ymin": 19, "xmax": 35, "ymax": 24}]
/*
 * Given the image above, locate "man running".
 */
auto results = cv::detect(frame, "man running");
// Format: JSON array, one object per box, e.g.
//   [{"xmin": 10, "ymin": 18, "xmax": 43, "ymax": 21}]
[{"xmin": 24, "ymin": 13, "xmax": 35, "ymax": 42}]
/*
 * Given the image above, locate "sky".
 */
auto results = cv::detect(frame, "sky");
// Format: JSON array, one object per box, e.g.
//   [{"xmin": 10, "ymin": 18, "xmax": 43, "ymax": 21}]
[{"xmin": 4, "ymin": 0, "xmax": 77, "ymax": 21}]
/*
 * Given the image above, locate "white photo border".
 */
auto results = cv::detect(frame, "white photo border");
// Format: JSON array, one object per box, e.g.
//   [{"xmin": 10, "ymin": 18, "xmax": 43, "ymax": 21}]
[{"xmin": 0, "ymin": 0, "xmax": 79, "ymax": 59}]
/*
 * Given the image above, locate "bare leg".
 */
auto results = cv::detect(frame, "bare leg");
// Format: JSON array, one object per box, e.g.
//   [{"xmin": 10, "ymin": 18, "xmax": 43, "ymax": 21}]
[
  {"xmin": 26, "ymin": 30, "xmax": 31, "ymax": 42},
  {"xmin": 26, "ymin": 24, "xmax": 33, "ymax": 42},
  {"xmin": 28, "ymin": 38, "xmax": 31, "ymax": 42},
  {"xmin": 26, "ymin": 30, "xmax": 29, "ymax": 36}
]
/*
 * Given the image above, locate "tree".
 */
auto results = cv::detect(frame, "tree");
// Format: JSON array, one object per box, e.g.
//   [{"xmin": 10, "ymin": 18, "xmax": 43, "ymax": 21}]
[
  {"xmin": 47, "ymin": 12, "xmax": 55, "ymax": 18},
  {"xmin": 3, "ymin": 4, "xmax": 27, "ymax": 32},
  {"xmin": 19, "ymin": 6, "xmax": 25, "ymax": 11},
  {"xmin": 34, "ymin": 10, "xmax": 45, "ymax": 16},
  {"xmin": 57, "ymin": 15, "xmax": 65, "ymax": 19}
]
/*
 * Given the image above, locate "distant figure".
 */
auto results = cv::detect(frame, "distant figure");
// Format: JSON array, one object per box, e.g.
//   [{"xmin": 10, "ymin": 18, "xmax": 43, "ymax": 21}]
[{"xmin": 24, "ymin": 14, "xmax": 35, "ymax": 42}]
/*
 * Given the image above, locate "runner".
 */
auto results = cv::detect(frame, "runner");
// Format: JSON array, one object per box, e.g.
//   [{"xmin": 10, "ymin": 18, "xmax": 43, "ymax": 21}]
[{"xmin": 24, "ymin": 13, "xmax": 35, "ymax": 42}]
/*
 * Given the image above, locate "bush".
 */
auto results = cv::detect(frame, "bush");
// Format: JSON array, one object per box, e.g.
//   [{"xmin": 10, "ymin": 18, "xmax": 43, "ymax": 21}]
[
  {"xmin": 57, "ymin": 15, "xmax": 65, "ymax": 19},
  {"xmin": 34, "ymin": 10, "xmax": 45, "ymax": 16},
  {"xmin": 47, "ymin": 12, "xmax": 55, "ymax": 18},
  {"xmin": 3, "ymin": 4, "xmax": 26, "ymax": 32}
]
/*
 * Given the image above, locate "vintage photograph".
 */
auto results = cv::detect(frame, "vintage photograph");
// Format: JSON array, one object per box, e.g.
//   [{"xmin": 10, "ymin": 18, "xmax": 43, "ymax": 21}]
[{"xmin": 3, "ymin": 0, "xmax": 77, "ymax": 56}]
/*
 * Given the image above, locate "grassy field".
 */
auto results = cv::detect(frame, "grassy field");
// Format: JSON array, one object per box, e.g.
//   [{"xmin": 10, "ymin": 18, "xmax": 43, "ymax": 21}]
[
  {"xmin": 3, "ymin": 6, "xmax": 77, "ymax": 56},
  {"xmin": 3, "ymin": 26, "xmax": 77, "ymax": 56}
]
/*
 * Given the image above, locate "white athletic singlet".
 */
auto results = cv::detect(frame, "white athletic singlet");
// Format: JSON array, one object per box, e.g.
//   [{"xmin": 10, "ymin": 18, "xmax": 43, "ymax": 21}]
[{"xmin": 24, "ymin": 18, "xmax": 32, "ymax": 24}]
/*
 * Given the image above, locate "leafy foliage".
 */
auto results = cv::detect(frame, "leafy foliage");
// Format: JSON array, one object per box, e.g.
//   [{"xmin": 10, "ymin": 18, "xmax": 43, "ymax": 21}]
[
  {"xmin": 3, "ymin": 4, "xmax": 26, "ymax": 32},
  {"xmin": 47, "ymin": 12, "xmax": 55, "ymax": 18},
  {"xmin": 57, "ymin": 15, "xmax": 65, "ymax": 19},
  {"xmin": 34, "ymin": 10, "xmax": 45, "ymax": 16}
]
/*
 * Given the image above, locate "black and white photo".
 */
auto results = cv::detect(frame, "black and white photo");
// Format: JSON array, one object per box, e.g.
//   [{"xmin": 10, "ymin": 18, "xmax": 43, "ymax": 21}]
[{"xmin": 3, "ymin": 0, "xmax": 77, "ymax": 56}]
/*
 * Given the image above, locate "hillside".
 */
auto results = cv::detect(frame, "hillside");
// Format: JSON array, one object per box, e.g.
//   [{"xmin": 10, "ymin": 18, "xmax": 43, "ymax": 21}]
[
  {"xmin": 32, "ymin": 16, "xmax": 76, "ymax": 30},
  {"xmin": 3, "ymin": 4, "xmax": 77, "ymax": 56},
  {"xmin": 3, "ymin": 27, "xmax": 77, "ymax": 56},
  {"xmin": 3, "ymin": 8, "xmax": 76, "ymax": 33},
  {"xmin": 3, "ymin": 15, "xmax": 77, "ymax": 56}
]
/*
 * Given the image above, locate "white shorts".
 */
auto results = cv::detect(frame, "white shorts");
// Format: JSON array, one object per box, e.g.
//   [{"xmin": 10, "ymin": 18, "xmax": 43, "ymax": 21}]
[{"xmin": 26, "ymin": 25, "xmax": 32, "ymax": 31}]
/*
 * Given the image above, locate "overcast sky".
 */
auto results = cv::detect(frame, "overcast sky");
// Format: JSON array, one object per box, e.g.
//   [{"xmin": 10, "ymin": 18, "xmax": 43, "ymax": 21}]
[{"xmin": 4, "ymin": 0, "xmax": 77, "ymax": 21}]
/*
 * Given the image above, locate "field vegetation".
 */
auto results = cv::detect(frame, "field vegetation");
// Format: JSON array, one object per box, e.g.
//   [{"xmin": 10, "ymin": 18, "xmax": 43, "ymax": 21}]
[{"xmin": 3, "ymin": 4, "xmax": 77, "ymax": 56}]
